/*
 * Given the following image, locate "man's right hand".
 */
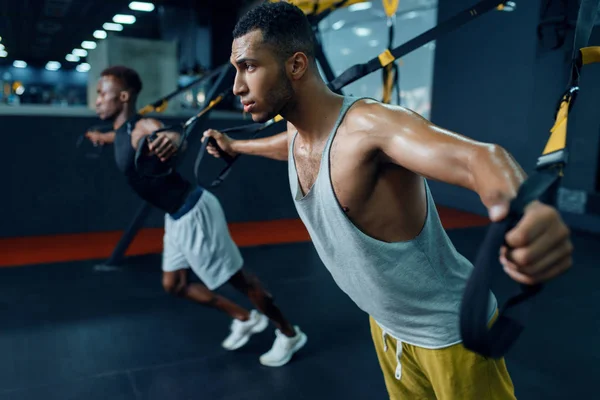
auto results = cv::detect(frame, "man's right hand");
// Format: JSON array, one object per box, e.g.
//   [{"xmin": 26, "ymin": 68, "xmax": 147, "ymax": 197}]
[
  {"xmin": 203, "ymin": 129, "xmax": 238, "ymax": 159},
  {"xmin": 85, "ymin": 131, "xmax": 109, "ymax": 146}
]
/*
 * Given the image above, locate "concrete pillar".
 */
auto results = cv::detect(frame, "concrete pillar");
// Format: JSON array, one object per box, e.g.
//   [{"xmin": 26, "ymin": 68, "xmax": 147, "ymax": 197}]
[{"xmin": 86, "ymin": 36, "xmax": 180, "ymax": 115}]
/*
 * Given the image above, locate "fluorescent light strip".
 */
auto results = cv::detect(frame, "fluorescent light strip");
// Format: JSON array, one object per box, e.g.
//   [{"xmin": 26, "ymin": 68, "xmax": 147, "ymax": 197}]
[
  {"xmin": 113, "ymin": 14, "xmax": 136, "ymax": 24},
  {"xmin": 103, "ymin": 23, "xmax": 123, "ymax": 31},
  {"xmin": 82, "ymin": 41, "xmax": 97, "ymax": 50},
  {"xmin": 76, "ymin": 63, "xmax": 91, "ymax": 72},
  {"xmin": 46, "ymin": 61, "xmax": 61, "ymax": 71},
  {"xmin": 94, "ymin": 30, "xmax": 107, "ymax": 39},
  {"xmin": 129, "ymin": 1, "xmax": 155, "ymax": 12},
  {"xmin": 72, "ymin": 48, "xmax": 88, "ymax": 57}
]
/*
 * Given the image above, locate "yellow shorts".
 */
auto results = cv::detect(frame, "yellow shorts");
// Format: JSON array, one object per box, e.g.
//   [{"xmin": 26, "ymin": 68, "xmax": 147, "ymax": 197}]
[{"xmin": 369, "ymin": 316, "xmax": 516, "ymax": 399}]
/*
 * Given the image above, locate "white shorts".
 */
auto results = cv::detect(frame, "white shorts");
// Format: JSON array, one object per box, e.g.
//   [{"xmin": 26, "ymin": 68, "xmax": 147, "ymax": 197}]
[{"xmin": 162, "ymin": 189, "xmax": 243, "ymax": 290}]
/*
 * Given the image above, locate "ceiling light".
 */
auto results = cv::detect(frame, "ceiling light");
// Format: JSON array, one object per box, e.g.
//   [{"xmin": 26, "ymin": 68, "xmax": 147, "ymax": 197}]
[
  {"xmin": 340, "ymin": 48, "xmax": 352, "ymax": 56},
  {"xmin": 331, "ymin": 20, "xmax": 345, "ymax": 30},
  {"xmin": 368, "ymin": 39, "xmax": 379, "ymax": 47},
  {"xmin": 113, "ymin": 14, "xmax": 136, "ymax": 24},
  {"xmin": 15, "ymin": 85, "xmax": 25, "ymax": 95},
  {"xmin": 348, "ymin": 2, "xmax": 372, "ymax": 12},
  {"xmin": 72, "ymin": 48, "xmax": 88, "ymax": 57},
  {"xmin": 45, "ymin": 61, "xmax": 61, "ymax": 71},
  {"xmin": 129, "ymin": 1, "xmax": 155, "ymax": 12},
  {"xmin": 0, "ymin": 50, "xmax": 7, "ymax": 58},
  {"xmin": 81, "ymin": 41, "xmax": 97, "ymax": 50},
  {"xmin": 94, "ymin": 30, "xmax": 107, "ymax": 39},
  {"xmin": 66, "ymin": 54, "xmax": 80, "ymax": 62},
  {"xmin": 400, "ymin": 11, "xmax": 419, "ymax": 20},
  {"xmin": 76, "ymin": 63, "xmax": 91, "ymax": 72},
  {"xmin": 13, "ymin": 60, "xmax": 27, "ymax": 68},
  {"xmin": 103, "ymin": 23, "xmax": 123, "ymax": 31},
  {"xmin": 0, "ymin": 44, "xmax": 4, "ymax": 50},
  {"xmin": 353, "ymin": 27, "xmax": 372, "ymax": 37}
]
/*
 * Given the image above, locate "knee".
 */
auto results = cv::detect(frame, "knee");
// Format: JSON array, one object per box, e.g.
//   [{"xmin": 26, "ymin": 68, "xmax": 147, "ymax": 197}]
[{"xmin": 162, "ymin": 272, "xmax": 186, "ymax": 296}]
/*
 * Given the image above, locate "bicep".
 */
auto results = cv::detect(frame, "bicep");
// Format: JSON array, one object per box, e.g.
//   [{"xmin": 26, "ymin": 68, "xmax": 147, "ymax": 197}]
[{"xmin": 372, "ymin": 105, "xmax": 487, "ymax": 189}]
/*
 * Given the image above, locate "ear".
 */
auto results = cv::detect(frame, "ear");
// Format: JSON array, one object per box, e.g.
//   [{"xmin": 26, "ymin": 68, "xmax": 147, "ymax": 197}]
[
  {"xmin": 287, "ymin": 52, "xmax": 309, "ymax": 81},
  {"xmin": 119, "ymin": 90, "xmax": 131, "ymax": 103}
]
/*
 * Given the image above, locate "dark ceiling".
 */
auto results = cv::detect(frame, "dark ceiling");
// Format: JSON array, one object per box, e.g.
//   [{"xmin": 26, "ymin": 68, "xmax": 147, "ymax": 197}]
[{"xmin": 0, "ymin": 0, "xmax": 248, "ymax": 69}]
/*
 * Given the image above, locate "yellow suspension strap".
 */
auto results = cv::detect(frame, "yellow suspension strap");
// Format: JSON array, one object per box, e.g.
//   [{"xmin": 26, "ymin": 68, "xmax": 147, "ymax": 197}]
[
  {"xmin": 460, "ymin": 0, "xmax": 600, "ymax": 359},
  {"xmin": 135, "ymin": 64, "xmax": 237, "ymax": 179},
  {"xmin": 211, "ymin": 0, "xmax": 512, "ymax": 186},
  {"xmin": 270, "ymin": 0, "xmax": 367, "ymax": 16},
  {"xmin": 381, "ymin": 0, "xmax": 400, "ymax": 104},
  {"xmin": 328, "ymin": 0, "xmax": 511, "ymax": 92},
  {"xmin": 137, "ymin": 64, "xmax": 228, "ymax": 116}
]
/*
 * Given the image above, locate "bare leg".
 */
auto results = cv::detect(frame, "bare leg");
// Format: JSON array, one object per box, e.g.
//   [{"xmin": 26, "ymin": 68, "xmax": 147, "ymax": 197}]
[
  {"xmin": 163, "ymin": 269, "xmax": 250, "ymax": 321},
  {"xmin": 227, "ymin": 269, "xmax": 296, "ymax": 337}
]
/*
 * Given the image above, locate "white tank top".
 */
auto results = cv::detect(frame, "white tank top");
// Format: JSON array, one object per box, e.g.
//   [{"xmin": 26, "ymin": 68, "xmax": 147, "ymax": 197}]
[{"xmin": 287, "ymin": 96, "xmax": 497, "ymax": 348}]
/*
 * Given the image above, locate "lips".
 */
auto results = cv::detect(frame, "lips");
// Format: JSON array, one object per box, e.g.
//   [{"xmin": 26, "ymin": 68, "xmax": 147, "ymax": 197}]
[{"xmin": 241, "ymin": 100, "xmax": 255, "ymax": 113}]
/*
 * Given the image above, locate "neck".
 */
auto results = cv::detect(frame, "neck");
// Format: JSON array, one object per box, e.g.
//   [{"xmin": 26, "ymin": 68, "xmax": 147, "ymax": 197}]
[
  {"xmin": 112, "ymin": 105, "xmax": 137, "ymax": 131},
  {"xmin": 282, "ymin": 75, "xmax": 344, "ymax": 143}
]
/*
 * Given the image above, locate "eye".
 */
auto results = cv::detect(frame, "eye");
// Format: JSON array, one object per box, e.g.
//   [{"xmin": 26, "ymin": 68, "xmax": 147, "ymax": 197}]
[{"xmin": 245, "ymin": 63, "xmax": 256, "ymax": 72}]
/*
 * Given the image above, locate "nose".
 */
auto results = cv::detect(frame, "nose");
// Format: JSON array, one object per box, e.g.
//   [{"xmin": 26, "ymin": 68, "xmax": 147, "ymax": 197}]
[{"xmin": 232, "ymin": 72, "xmax": 248, "ymax": 97}]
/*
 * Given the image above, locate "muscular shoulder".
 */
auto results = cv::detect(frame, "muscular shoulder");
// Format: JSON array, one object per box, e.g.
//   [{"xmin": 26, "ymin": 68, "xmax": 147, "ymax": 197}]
[
  {"xmin": 344, "ymin": 98, "xmax": 417, "ymax": 134},
  {"xmin": 340, "ymin": 99, "xmax": 426, "ymax": 153}
]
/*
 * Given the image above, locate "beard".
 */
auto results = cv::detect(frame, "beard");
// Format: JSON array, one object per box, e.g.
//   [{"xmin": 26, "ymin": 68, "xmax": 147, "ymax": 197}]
[{"xmin": 254, "ymin": 68, "xmax": 295, "ymax": 123}]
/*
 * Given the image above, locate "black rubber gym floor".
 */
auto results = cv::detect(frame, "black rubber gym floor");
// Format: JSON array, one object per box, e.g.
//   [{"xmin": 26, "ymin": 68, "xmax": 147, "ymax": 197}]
[{"xmin": 0, "ymin": 226, "xmax": 598, "ymax": 399}]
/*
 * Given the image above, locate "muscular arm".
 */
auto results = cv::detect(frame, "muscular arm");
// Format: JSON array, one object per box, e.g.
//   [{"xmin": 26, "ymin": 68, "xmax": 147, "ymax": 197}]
[
  {"xmin": 86, "ymin": 130, "xmax": 115, "ymax": 145},
  {"xmin": 204, "ymin": 122, "xmax": 291, "ymax": 161},
  {"xmin": 101, "ymin": 131, "xmax": 116, "ymax": 144},
  {"xmin": 231, "ymin": 131, "xmax": 289, "ymax": 161},
  {"xmin": 364, "ymin": 101, "xmax": 527, "ymax": 213}
]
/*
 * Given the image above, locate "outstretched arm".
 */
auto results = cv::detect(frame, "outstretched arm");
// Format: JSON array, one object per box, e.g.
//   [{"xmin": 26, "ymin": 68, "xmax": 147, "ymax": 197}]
[
  {"xmin": 203, "ymin": 129, "xmax": 289, "ymax": 161},
  {"xmin": 366, "ymin": 103, "xmax": 526, "ymax": 215},
  {"xmin": 85, "ymin": 130, "xmax": 116, "ymax": 145},
  {"xmin": 363, "ymin": 101, "xmax": 572, "ymax": 285}
]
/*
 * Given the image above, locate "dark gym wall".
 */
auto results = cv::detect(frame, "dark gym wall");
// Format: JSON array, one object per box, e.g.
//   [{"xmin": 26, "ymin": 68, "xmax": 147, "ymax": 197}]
[
  {"xmin": 1, "ymin": 113, "xmax": 296, "ymax": 238},
  {"xmin": 429, "ymin": 0, "xmax": 600, "ymax": 232}
]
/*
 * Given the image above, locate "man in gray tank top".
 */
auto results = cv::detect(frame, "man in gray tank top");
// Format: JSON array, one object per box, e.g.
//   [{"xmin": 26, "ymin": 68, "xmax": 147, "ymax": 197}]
[{"xmin": 204, "ymin": 2, "xmax": 574, "ymax": 398}]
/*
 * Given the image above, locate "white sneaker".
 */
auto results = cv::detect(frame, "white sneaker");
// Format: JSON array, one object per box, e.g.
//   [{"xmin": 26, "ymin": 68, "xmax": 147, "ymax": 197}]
[
  {"xmin": 221, "ymin": 310, "xmax": 269, "ymax": 351},
  {"xmin": 259, "ymin": 326, "xmax": 307, "ymax": 367}
]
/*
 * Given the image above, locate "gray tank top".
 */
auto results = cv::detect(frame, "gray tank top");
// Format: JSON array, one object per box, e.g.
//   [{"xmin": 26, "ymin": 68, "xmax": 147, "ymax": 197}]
[{"xmin": 288, "ymin": 96, "xmax": 497, "ymax": 348}]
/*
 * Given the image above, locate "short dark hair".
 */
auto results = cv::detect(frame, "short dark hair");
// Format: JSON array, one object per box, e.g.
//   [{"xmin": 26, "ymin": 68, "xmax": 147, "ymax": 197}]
[
  {"xmin": 100, "ymin": 65, "xmax": 143, "ymax": 96},
  {"xmin": 233, "ymin": 2, "xmax": 315, "ymax": 62}
]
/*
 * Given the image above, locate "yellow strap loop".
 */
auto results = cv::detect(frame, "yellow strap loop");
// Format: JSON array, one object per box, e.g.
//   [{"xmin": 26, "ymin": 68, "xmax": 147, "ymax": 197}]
[
  {"xmin": 138, "ymin": 99, "xmax": 168, "ymax": 116},
  {"xmin": 378, "ymin": 49, "xmax": 395, "ymax": 67},
  {"xmin": 543, "ymin": 96, "xmax": 570, "ymax": 155},
  {"xmin": 581, "ymin": 46, "xmax": 600, "ymax": 65},
  {"xmin": 382, "ymin": 64, "xmax": 395, "ymax": 104},
  {"xmin": 269, "ymin": 0, "xmax": 369, "ymax": 15},
  {"xmin": 382, "ymin": 0, "xmax": 399, "ymax": 17}
]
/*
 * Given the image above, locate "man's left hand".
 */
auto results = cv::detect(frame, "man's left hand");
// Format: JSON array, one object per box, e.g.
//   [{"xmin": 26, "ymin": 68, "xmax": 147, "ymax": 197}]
[
  {"xmin": 148, "ymin": 133, "xmax": 179, "ymax": 162},
  {"xmin": 494, "ymin": 201, "xmax": 573, "ymax": 285}
]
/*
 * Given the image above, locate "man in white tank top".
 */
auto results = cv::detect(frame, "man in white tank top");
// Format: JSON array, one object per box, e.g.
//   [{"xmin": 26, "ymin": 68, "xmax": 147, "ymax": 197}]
[{"xmin": 203, "ymin": 2, "xmax": 574, "ymax": 398}]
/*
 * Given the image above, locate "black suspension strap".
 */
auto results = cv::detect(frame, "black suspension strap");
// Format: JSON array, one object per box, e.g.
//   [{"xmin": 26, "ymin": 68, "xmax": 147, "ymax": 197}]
[
  {"xmin": 137, "ymin": 65, "xmax": 229, "ymax": 116},
  {"xmin": 381, "ymin": 0, "xmax": 400, "ymax": 105},
  {"xmin": 459, "ymin": 0, "xmax": 600, "ymax": 358},
  {"xmin": 202, "ymin": 0, "xmax": 513, "ymax": 185},
  {"xmin": 134, "ymin": 64, "xmax": 236, "ymax": 178},
  {"xmin": 193, "ymin": 115, "xmax": 286, "ymax": 187}
]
